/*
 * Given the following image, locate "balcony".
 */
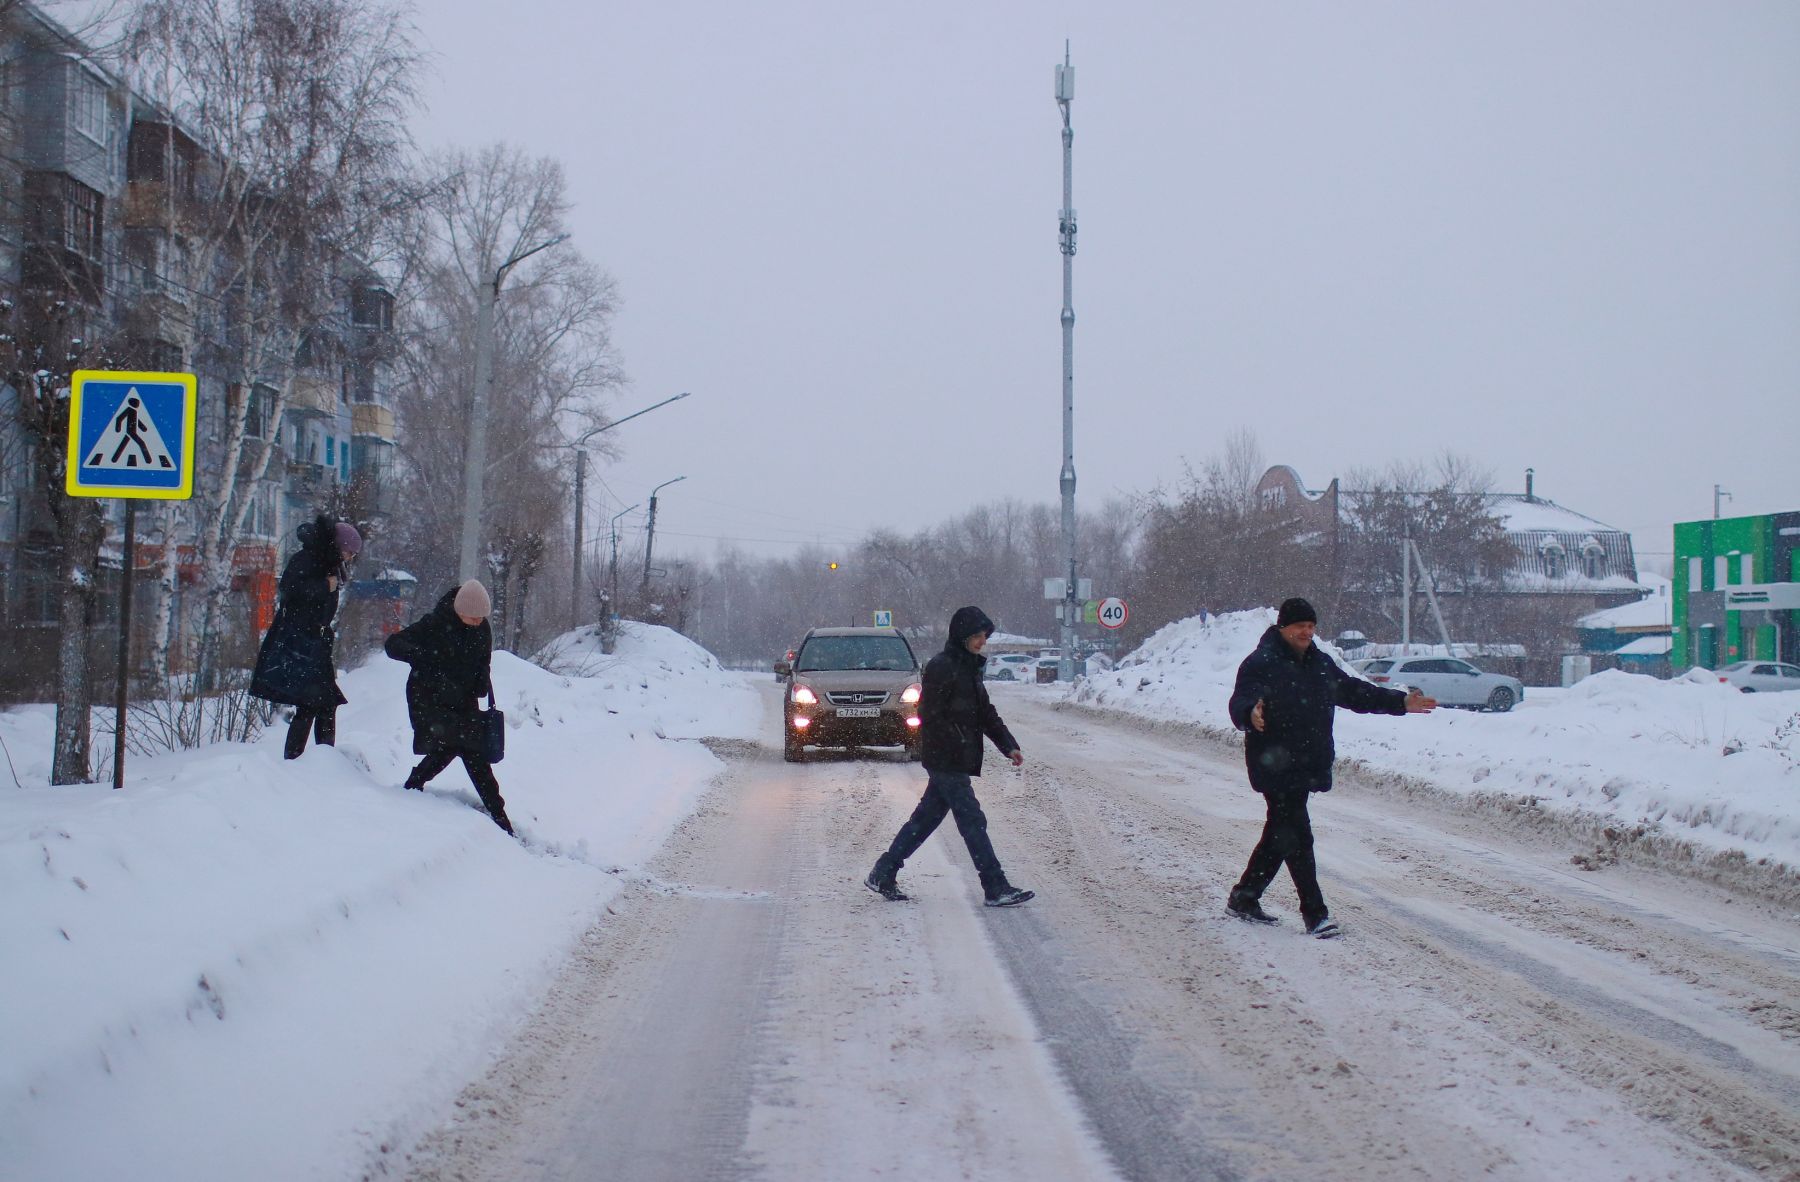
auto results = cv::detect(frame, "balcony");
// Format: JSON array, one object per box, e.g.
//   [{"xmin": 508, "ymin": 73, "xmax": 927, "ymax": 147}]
[
  {"xmin": 350, "ymin": 403, "xmax": 395, "ymax": 442},
  {"xmin": 288, "ymin": 370, "xmax": 339, "ymax": 417},
  {"xmin": 120, "ymin": 182, "xmax": 203, "ymax": 232}
]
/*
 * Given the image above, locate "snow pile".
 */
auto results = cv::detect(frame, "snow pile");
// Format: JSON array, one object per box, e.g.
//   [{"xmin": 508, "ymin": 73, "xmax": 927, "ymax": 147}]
[
  {"xmin": 1070, "ymin": 609, "xmax": 1800, "ymax": 871},
  {"xmin": 0, "ymin": 624, "xmax": 761, "ymax": 1180}
]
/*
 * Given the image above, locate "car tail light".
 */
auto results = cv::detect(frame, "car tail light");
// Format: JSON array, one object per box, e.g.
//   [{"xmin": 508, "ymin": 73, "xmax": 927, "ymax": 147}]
[
  {"xmin": 900, "ymin": 683, "xmax": 922, "ymax": 704},
  {"xmin": 792, "ymin": 685, "xmax": 818, "ymax": 705},
  {"xmin": 792, "ymin": 715, "xmax": 810, "ymax": 729},
  {"xmin": 1720, "ymin": 677, "xmax": 1729, "ymax": 684},
  {"xmin": 905, "ymin": 716, "xmax": 921, "ymax": 728},
  {"xmin": 1371, "ymin": 675, "xmax": 1389, "ymax": 683}
]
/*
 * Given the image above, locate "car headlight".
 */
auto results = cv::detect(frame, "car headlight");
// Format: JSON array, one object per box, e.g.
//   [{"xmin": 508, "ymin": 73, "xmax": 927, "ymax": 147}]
[
  {"xmin": 900, "ymin": 683, "xmax": 921, "ymax": 704},
  {"xmin": 792, "ymin": 685, "xmax": 818, "ymax": 706}
]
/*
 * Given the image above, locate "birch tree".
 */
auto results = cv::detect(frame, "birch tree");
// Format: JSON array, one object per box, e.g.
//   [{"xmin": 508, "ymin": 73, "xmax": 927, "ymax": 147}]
[{"xmin": 123, "ymin": 0, "xmax": 420, "ymax": 685}]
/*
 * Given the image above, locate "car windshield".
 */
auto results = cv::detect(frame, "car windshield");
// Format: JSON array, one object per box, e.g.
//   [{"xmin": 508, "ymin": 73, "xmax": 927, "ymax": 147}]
[
  {"xmin": 797, "ymin": 636, "xmax": 915, "ymax": 672},
  {"xmin": 1363, "ymin": 660, "xmax": 1393, "ymax": 674},
  {"xmin": 1720, "ymin": 662, "xmax": 1752, "ymax": 672}
]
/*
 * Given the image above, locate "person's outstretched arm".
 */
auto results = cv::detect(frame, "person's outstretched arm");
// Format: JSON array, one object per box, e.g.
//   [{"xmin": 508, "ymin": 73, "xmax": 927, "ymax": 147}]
[{"xmin": 1328, "ymin": 658, "xmax": 1411, "ymax": 715}]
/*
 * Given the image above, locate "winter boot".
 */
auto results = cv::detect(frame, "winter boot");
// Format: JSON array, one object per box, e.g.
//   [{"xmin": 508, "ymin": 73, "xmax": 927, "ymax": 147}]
[
  {"xmin": 1227, "ymin": 892, "xmax": 1279, "ymax": 925},
  {"xmin": 1304, "ymin": 914, "xmax": 1342, "ymax": 939},
  {"xmin": 865, "ymin": 863, "xmax": 909, "ymax": 901},
  {"xmin": 984, "ymin": 885, "xmax": 1035, "ymax": 908}
]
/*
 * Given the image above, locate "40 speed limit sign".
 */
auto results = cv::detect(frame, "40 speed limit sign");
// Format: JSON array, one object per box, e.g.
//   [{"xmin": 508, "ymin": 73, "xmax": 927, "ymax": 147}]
[{"xmin": 1097, "ymin": 597, "xmax": 1128, "ymax": 629}]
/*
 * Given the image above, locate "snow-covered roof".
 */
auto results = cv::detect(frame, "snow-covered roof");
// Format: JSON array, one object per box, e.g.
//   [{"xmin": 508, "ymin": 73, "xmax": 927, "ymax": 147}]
[
  {"xmin": 988, "ymin": 632, "xmax": 1052, "ymax": 648},
  {"xmin": 373, "ymin": 568, "xmax": 417, "ymax": 583},
  {"xmin": 1613, "ymin": 635, "xmax": 1673, "ymax": 656},
  {"xmin": 1578, "ymin": 575, "xmax": 1672, "ymax": 630},
  {"xmin": 1491, "ymin": 494, "xmax": 1623, "ymax": 535}
]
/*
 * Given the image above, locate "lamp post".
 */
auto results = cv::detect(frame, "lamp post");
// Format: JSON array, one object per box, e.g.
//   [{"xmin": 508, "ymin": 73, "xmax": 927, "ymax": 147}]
[
  {"xmin": 570, "ymin": 392, "xmax": 691, "ymax": 624},
  {"xmin": 641, "ymin": 476, "xmax": 686, "ymax": 594},
  {"xmin": 459, "ymin": 231, "xmax": 571, "ymax": 583}
]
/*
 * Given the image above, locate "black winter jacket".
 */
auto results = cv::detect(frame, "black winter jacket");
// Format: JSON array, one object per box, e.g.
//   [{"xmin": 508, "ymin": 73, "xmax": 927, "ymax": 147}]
[
  {"xmin": 249, "ymin": 516, "xmax": 347, "ymax": 710},
  {"xmin": 1227, "ymin": 625, "xmax": 1406, "ymax": 794},
  {"xmin": 918, "ymin": 606, "xmax": 1019, "ymax": 777},
  {"xmin": 385, "ymin": 587, "xmax": 495, "ymax": 756}
]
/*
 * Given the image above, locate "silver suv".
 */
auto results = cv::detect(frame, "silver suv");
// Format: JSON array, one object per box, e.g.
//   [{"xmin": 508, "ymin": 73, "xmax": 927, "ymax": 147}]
[{"xmin": 775, "ymin": 627, "xmax": 922, "ymax": 762}]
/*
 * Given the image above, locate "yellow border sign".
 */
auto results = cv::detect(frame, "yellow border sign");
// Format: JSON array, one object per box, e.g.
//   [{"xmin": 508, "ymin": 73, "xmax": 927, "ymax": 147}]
[{"xmin": 65, "ymin": 370, "xmax": 199, "ymax": 500}]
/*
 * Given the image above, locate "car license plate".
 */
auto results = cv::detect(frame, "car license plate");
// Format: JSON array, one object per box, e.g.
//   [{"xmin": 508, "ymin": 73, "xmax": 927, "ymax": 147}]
[{"xmin": 836, "ymin": 707, "xmax": 881, "ymax": 719}]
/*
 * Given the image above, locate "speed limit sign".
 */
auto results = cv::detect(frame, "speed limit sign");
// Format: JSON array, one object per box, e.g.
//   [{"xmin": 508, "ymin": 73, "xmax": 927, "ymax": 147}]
[{"xmin": 1097, "ymin": 597, "xmax": 1128, "ymax": 629}]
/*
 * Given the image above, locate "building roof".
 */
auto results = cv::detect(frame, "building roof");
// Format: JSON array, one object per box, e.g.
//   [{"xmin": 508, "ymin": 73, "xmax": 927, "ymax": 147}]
[
  {"xmin": 1613, "ymin": 635, "xmax": 1673, "ymax": 657},
  {"xmin": 1489, "ymin": 494, "xmax": 1624, "ymax": 535},
  {"xmin": 1578, "ymin": 575, "xmax": 1672, "ymax": 630}
]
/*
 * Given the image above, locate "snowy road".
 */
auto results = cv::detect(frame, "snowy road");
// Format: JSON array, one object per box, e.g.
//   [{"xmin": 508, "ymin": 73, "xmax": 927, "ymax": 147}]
[{"xmin": 404, "ymin": 683, "xmax": 1800, "ymax": 1181}]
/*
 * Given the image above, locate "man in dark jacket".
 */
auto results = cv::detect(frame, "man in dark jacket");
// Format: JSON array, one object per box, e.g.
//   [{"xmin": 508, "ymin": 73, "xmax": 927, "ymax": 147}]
[
  {"xmin": 866, "ymin": 606, "xmax": 1034, "ymax": 907},
  {"xmin": 1226, "ymin": 597, "xmax": 1435, "ymax": 937},
  {"xmin": 384, "ymin": 580, "xmax": 512, "ymax": 835},
  {"xmin": 250, "ymin": 516, "xmax": 361, "ymax": 759}
]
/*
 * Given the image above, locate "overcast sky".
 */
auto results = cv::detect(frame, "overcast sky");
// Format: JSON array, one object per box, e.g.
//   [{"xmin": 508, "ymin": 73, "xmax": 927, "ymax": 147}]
[{"xmin": 411, "ymin": 1, "xmax": 1799, "ymax": 568}]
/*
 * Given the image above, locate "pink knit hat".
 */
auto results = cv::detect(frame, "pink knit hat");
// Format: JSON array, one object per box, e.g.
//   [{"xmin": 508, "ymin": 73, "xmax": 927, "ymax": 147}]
[
  {"xmin": 453, "ymin": 580, "xmax": 491, "ymax": 620},
  {"xmin": 333, "ymin": 521, "xmax": 362, "ymax": 556}
]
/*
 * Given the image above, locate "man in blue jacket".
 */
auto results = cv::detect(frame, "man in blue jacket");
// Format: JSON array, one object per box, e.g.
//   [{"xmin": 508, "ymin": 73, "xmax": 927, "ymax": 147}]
[
  {"xmin": 1227, "ymin": 598, "xmax": 1436, "ymax": 937},
  {"xmin": 866, "ymin": 606, "xmax": 1034, "ymax": 907}
]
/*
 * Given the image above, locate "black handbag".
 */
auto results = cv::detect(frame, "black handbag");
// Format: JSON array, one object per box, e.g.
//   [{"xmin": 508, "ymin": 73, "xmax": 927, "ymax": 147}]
[{"xmin": 479, "ymin": 690, "xmax": 505, "ymax": 763}]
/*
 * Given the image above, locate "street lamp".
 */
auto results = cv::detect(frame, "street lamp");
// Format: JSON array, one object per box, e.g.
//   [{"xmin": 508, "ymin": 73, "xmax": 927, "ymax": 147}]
[
  {"xmin": 459, "ymin": 231, "xmax": 571, "ymax": 582},
  {"xmin": 571, "ymin": 391, "xmax": 691, "ymax": 623},
  {"xmin": 641, "ymin": 476, "xmax": 686, "ymax": 592}
]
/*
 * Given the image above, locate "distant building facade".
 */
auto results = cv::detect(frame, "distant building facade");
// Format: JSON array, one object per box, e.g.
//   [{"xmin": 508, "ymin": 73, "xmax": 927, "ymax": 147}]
[{"xmin": 1671, "ymin": 511, "xmax": 1800, "ymax": 671}]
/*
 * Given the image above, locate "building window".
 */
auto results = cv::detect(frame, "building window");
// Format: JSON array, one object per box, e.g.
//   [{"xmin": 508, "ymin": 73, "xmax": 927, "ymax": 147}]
[
  {"xmin": 1715, "ymin": 555, "xmax": 1730, "ymax": 589},
  {"xmin": 42, "ymin": 175, "xmax": 105, "ymax": 260},
  {"xmin": 1581, "ymin": 540, "xmax": 1605, "ymax": 580},
  {"xmin": 1688, "ymin": 556, "xmax": 1703, "ymax": 591},
  {"xmin": 325, "ymin": 436, "xmax": 335, "ymax": 466},
  {"xmin": 1540, "ymin": 539, "xmax": 1565, "ymax": 580},
  {"xmin": 69, "ymin": 66, "xmax": 108, "ymax": 145},
  {"xmin": 350, "ymin": 286, "xmax": 394, "ymax": 332},
  {"xmin": 1740, "ymin": 553, "xmax": 1754, "ymax": 584}
]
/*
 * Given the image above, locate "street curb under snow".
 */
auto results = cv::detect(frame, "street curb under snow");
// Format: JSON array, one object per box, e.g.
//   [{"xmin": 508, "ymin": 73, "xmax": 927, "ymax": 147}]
[{"xmin": 1050, "ymin": 698, "xmax": 1800, "ymax": 911}]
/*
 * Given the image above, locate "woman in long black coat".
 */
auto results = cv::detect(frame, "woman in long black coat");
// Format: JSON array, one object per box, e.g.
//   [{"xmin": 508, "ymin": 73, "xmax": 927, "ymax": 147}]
[
  {"xmin": 250, "ymin": 515, "xmax": 360, "ymax": 758},
  {"xmin": 384, "ymin": 579, "xmax": 512, "ymax": 834}
]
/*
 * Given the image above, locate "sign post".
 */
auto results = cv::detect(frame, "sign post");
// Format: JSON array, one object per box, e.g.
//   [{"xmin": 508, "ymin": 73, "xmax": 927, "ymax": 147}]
[{"xmin": 65, "ymin": 370, "xmax": 198, "ymax": 789}]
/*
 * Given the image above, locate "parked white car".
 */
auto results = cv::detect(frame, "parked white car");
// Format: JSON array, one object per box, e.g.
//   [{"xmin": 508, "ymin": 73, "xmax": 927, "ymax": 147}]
[
  {"xmin": 984, "ymin": 653, "xmax": 1036, "ymax": 682},
  {"xmin": 1716, "ymin": 661, "xmax": 1800, "ymax": 693},
  {"xmin": 1358, "ymin": 656, "xmax": 1525, "ymax": 712}
]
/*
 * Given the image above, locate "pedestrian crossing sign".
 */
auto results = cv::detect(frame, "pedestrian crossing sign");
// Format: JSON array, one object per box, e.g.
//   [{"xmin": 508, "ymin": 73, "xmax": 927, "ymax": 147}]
[{"xmin": 65, "ymin": 370, "xmax": 198, "ymax": 499}]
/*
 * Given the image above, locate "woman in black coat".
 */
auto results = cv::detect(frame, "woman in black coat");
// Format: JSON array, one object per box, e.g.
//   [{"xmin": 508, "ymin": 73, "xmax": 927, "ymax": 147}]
[
  {"xmin": 384, "ymin": 579, "xmax": 512, "ymax": 834},
  {"xmin": 250, "ymin": 515, "xmax": 360, "ymax": 758}
]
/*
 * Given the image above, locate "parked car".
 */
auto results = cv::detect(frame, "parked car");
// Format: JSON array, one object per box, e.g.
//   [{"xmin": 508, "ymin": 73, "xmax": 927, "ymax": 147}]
[
  {"xmin": 1716, "ymin": 661, "xmax": 1800, "ymax": 693},
  {"xmin": 773, "ymin": 627, "xmax": 923, "ymax": 762},
  {"xmin": 1359, "ymin": 656, "xmax": 1525, "ymax": 712},
  {"xmin": 985, "ymin": 653, "xmax": 1036, "ymax": 681}
]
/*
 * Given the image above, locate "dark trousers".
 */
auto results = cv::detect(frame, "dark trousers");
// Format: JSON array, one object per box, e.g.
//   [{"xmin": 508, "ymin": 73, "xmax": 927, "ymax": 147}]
[
  {"xmin": 407, "ymin": 748, "xmax": 511, "ymax": 832},
  {"xmin": 284, "ymin": 707, "xmax": 336, "ymax": 759},
  {"xmin": 1232, "ymin": 787, "xmax": 1327, "ymax": 924},
  {"xmin": 877, "ymin": 771, "xmax": 1006, "ymax": 893}
]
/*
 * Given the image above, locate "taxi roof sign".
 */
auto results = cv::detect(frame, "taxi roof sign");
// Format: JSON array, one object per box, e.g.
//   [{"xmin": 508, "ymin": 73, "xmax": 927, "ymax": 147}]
[{"xmin": 65, "ymin": 370, "xmax": 198, "ymax": 500}]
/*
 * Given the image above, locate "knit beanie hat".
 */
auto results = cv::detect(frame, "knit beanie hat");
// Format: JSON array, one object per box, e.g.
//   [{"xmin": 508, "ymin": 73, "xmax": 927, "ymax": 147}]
[
  {"xmin": 453, "ymin": 579, "xmax": 491, "ymax": 620},
  {"xmin": 1276, "ymin": 597, "xmax": 1317, "ymax": 628},
  {"xmin": 333, "ymin": 521, "xmax": 363, "ymax": 556}
]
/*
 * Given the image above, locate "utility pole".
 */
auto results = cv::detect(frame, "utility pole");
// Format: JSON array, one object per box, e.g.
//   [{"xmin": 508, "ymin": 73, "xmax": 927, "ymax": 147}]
[
  {"xmin": 1714, "ymin": 484, "xmax": 1732, "ymax": 520},
  {"xmin": 1401, "ymin": 515, "xmax": 1412, "ymax": 655},
  {"xmin": 641, "ymin": 476, "xmax": 686, "ymax": 593},
  {"xmin": 459, "ymin": 232, "xmax": 570, "ymax": 582},
  {"xmin": 1055, "ymin": 43, "xmax": 1079, "ymax": 683},
  {"xmin": 606, "ymin": 501, "xmax": 639, "ymax": 649},
  {"xmin": 569, "ymin": 392, "xmax": 691, "ymax": 626}
]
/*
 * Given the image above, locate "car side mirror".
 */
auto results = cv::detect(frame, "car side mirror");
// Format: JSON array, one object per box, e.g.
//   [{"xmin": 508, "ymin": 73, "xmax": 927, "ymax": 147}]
[{"xmin": 774, "ymin": 661, "xmax": 791, "ymax": 677}]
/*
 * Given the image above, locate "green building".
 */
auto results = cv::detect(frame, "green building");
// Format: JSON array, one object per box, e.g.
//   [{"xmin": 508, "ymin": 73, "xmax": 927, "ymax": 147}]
[{"xmin": 1671, "ymin": 511, "xmax": 1800, "ymax": 671}]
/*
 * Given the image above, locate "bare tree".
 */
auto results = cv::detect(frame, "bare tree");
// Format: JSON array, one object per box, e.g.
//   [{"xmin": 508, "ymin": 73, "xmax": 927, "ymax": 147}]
[
  {"xmin": 122, "ymin": 0, "xmax": 421, "ymax": 685},
  {"xmin": 387, "ymin": 145, "xmax": 621, "ymax": 648}
]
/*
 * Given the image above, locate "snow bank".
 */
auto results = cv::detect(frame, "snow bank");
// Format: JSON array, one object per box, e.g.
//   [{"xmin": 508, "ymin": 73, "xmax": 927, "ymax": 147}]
[
  {"xmin": 0, "ymin": 624, "xmax": 761, "ymax": 1180},
  {"xmin": 1069, "ymin": 609, "xmax": 1800, "ymax": 872}
]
